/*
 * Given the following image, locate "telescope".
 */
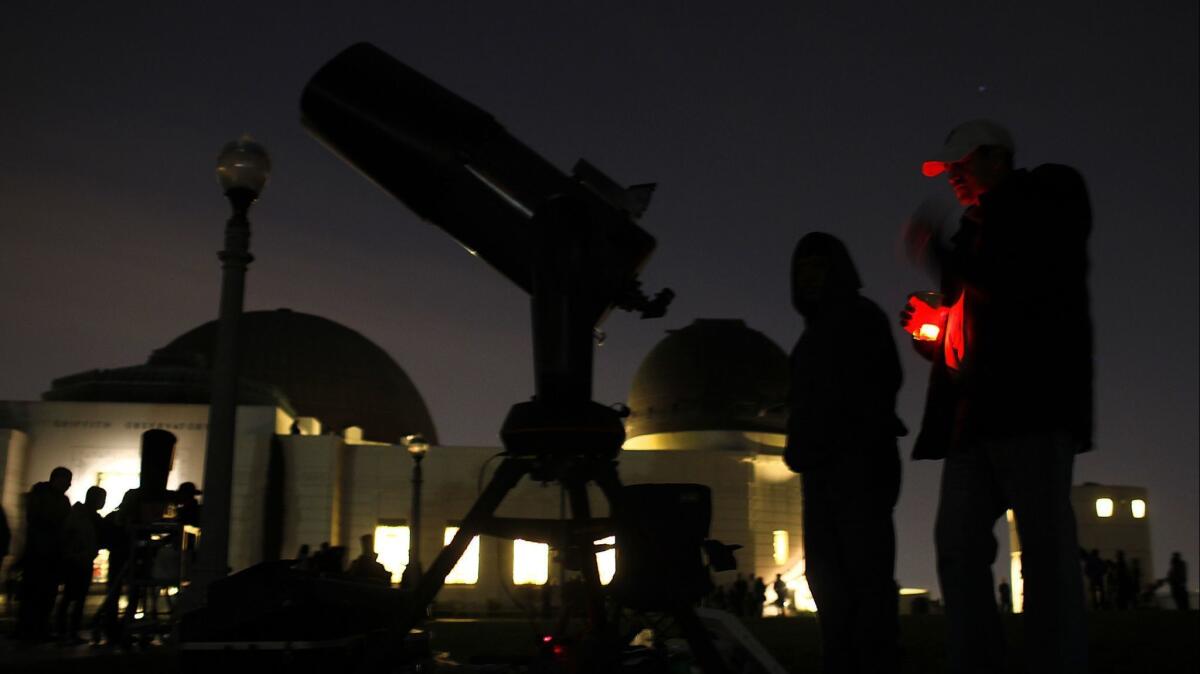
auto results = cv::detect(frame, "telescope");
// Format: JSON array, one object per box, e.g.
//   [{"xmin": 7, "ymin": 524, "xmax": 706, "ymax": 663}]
[{"xmin": 264, "ymin": 43, "xmax": 734, "ymax": 673}]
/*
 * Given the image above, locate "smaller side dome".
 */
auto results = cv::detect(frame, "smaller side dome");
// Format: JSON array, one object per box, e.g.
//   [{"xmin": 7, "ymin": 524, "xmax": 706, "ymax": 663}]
[{"xmin": 625, "ymin": 319, "xmax": 788, "ymax": 442}]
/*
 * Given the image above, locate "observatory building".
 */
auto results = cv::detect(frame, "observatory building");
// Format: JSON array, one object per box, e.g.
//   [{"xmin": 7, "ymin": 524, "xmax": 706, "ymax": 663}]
[{"xmin": 0, "ymin": 311, "xmax": 811, "ymax": 612}]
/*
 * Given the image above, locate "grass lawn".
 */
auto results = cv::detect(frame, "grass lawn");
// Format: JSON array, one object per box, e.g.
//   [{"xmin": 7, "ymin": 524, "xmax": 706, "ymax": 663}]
[
  {"xmin": 427, "ymin": 611, "xmax": 1199, "ymax": 672},
  {"xmin": 2, "ymin": 610, "xmax": 1196, "ymax": 672}
]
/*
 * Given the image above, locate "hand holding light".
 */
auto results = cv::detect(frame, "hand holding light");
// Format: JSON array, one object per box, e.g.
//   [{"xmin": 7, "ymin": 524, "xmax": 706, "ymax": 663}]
[{"xmin": 901, "ymin": 291, "xmax": 946, "ymax": 342}]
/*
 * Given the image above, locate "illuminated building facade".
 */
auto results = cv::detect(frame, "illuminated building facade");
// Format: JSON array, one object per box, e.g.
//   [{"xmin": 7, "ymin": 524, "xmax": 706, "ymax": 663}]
[{"xmin": 0, "ymin": 311, "xmax": 812, "ymax": 613}]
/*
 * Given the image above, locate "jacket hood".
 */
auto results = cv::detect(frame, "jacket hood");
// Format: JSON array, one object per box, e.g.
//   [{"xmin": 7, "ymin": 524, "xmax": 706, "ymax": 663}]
[{"xmin": 791, "ymin": 232, "xmax": 862, "ymax": 316}]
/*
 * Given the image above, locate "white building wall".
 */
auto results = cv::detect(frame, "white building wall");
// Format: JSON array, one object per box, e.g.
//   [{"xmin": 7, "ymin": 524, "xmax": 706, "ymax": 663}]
[
  {"xmin": 0, "ymin": 428, "xmax": 29, "ymax": 573},
  {"xmin": 3, "ymin": 401, "xmax": 211, "ymax": 510},
  {"xmin": 748, "ymin": 454, "xmax": 804, "ymax": 580},
  {"xmin": 0, "ymin": 400, "xmax": 289, "ymax": 573},
  {"xmin": 0, "ymin": 400, "xmax": 805, "ymax": 614},
  {"xmin": 278, "ymin": 435, "xmax": 344, "ymax": 558},
  {"xmin": 228, "ymin": 410, "xmax": 277, "ymax": 571}
]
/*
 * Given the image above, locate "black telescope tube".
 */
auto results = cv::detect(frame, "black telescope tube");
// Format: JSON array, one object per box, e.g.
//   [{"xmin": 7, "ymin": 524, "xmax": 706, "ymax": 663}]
[
  {"xmin": 301, "ymin": 42, "xmax": 553, "ymax": 292},
  {"xmin": 300, "ymin": 42, "xmax": 656, "ymax": 319}
]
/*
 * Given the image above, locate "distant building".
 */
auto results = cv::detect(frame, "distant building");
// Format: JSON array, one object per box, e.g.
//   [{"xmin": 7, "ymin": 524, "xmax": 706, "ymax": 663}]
[
  {"xmin": 1005, "ymin": 482, "xmax": 1153, "ymax": 612},
  {"xmin": 0, "ymin": 311, "xmax": 814, "ymax": 612}
]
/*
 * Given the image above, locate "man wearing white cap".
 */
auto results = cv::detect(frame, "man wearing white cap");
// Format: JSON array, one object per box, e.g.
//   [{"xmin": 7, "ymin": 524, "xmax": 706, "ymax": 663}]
[{"xmin": 901, "ymin": 120, "xmax": 1093, "ymax": 673}]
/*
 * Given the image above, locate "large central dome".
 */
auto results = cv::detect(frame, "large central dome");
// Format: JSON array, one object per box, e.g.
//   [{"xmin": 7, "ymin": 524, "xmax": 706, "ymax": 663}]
[
  {"xmin": 46, "ymin": 309, "xmax": 436, "ymax": 443},
  {"xmin": 625, "ymin": 318, "xmax": 787, "ymax": 442}
]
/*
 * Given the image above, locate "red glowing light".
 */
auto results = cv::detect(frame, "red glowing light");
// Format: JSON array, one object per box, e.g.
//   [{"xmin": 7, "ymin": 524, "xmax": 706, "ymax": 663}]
[
  {"xmin": 922, "ymin": 161, "xmax": 946, "ymax": 177},
  {"xmin": 904, "ymin": 292, "xmax": 966, "ymax": 370},
  {"xmin": 904, "ymin": 293, "xmax": 944, "ymax": 337},
  {"xmin": 543, "ymin": 635, "xmax": 553, "ymax": 643}
]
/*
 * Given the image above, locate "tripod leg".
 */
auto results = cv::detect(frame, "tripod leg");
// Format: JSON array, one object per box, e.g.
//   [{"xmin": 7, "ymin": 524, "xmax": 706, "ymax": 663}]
[
  {"xmin": 566, "ymin": 480, "xmax": 607, "ymax": 633},
  {"xmin": 673, "ymin": 606, "xmax": 732, "ymax": 674},
  {"xmin": 589, "ymin": 460, "xmax": 622, "ymax": 502},
  {"xmin": 401, "ymin": 457, "xmax": 528, "ymax": 631}
]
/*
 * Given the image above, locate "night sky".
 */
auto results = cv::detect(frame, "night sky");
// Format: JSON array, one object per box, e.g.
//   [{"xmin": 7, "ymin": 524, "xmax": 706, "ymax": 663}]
[{"xmin": 2, "ymin": 2, "xmax": 1196, "ymax": 596}]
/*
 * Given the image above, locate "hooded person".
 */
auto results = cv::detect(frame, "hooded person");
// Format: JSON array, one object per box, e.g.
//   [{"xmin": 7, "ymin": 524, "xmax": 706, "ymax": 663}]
[{"xmin": 786, "ymin": 232, "xmax": 905, "ymax": 674}]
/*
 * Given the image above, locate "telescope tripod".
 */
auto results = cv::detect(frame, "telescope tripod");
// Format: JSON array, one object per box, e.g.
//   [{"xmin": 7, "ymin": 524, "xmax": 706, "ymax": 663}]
[{"xmin": 397, "ymin": 413, "xmax": 729, "ymax": 674}]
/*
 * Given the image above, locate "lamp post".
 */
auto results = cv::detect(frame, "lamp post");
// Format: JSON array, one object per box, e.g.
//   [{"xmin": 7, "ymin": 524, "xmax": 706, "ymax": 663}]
[
  {"xmin": 403, "ymin": 433, "xmax": 430, "ymax": 583},
  {"xmin": 192, "ymin": 135, "xmax": 270, "ymax": 599}
]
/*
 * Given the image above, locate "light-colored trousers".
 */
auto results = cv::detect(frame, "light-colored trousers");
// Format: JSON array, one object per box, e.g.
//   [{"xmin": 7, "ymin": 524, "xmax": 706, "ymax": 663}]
[{"xmin": 935, "ymin": 432, "xmax": 1088, "ymax": 674}]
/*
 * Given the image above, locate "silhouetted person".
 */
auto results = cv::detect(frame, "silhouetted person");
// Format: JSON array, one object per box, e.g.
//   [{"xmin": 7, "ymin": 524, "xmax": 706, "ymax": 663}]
[
  {"xmin": 1129, "ymin": 558, "xmax": 1143, "ymax": 609},
  {"xmin": 311, "ymin": 541, "xmax": 333, "ymax": 573},
  {"xmin": 1113, "ymin": 551, "xmax": 1134, "ymax": 610},
  {"xmin": 311, "ymin": 542, "xmax": 348, "ymax": 576},
  {"xmin": 16, "ymin": 466, "xmax": 72, "ymax": 641},
  {"xmin": 174, "ymin": 482, "xmax": 202, "ymax": 526},
  {"xmin": 55, "ymin": 486, "xmax": 106, "ymax": 642},
  {"xmin": 1083, "ymin": 548, "xmax": 1107, "ymax": 609},
  {"xmin": 751, "ymin": 576, "xmax": 767, "ymax": 618},
  {"xmin": 1103, "ymin": 559, "xmax": 1118, "ymax": 611},
  {"xmin": 772, "ymin": 574, "xmax": 787, "ymax": 617},
  {"xmin": 294, "ymin": 543, "xmax": 312, "ymax": 569},
  {"xmin": 1167, "ymin": 552, "xmax": 1189, "ymax": 611},
  {"xmin": 730, "ymin": 573, "xmax": 748, "ymax": 617},
  {"xmin": 786, "ymin": 232, "xmax": 905, "ymax": 674},
  {"xmin": 348, "ymin": 534, "xmax": 391, "ymax": 585},
  {"xmin": 904, "ymin": 120, "xmax": 1092, "ymax": 673},
  {"xmin": 326, "ymin": 546, "xmax": 348, "ymax": 575},
  {"xmin": 399, "ymin": 560, "xmax": 422, "ymax": 589},
  {"xmin": 997, "ymin": 579, "xmax": 1012, "ymax": 614}
]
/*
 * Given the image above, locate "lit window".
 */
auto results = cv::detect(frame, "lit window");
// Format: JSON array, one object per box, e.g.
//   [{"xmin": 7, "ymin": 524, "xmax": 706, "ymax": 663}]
[
  {"xmin": 373, "ymin": 524, "xmax": 410, "ymax": 584},
  {"xmin": 595, "ymin": 536, "xmax": 616, "ymax": 585},
  {"xmin": 444, "ymin": 527, "xmax": 481, "ymax": 584},
  {"xmin": 772, "ymin": 530, "xmax": 789, "ymax": 565},
  {"xmin": 1095, "ymin": 498, "xmax": 1114, "ymax": 518},
  {"xmin": 1131, "ymin": 499, "xmax": 1146, "ymax": 519},
  {"xmin": 513, "ymin": 539, "xmax": 549, "ymax": 585}
]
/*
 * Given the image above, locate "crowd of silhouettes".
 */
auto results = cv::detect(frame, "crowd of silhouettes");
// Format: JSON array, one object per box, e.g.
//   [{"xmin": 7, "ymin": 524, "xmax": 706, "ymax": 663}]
[
  {"xmin": 287, "ymin": 535, "xmax": 392, "ymax": 587},
  {"xmin": 1081, "ymin": 548, "xmax": 1139, "ymax": 610},
  {"xmin": 1079, "ymin": 548, "xmax": 1192, "ymax": 612},
  {"xmin": 702, "ymin": 573, "xmax": 776, "ymax": 617},
  {"xmin": 3, "ymin": 429, "xmax": 202, "ymax": 646}
]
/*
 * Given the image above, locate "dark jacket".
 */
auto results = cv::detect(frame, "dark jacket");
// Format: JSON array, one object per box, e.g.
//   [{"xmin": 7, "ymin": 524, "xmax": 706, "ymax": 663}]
[
  {"xmin": 786, "ymin": 233, "xmax": 906, "ymax": 471},
  {"xmin": 913, "ymin": 164, "xmax": 1094, "ymax": 459},
  {"xmin": 61, "ymin": 503, "xmax": 103, "ymax": 567},
  {"xmin": 22, "ymin": 481, "xmax": 71, "ymax": 563}
]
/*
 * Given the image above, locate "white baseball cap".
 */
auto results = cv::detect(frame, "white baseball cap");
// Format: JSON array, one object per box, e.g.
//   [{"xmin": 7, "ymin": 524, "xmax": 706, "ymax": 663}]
[{"xmin": 921, "ymin": 119, "xmax": 1015, "ymax": 177}]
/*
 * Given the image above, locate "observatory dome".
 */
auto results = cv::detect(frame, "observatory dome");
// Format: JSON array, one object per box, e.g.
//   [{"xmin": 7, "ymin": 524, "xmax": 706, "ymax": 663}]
[
  {"xmin": 44, "ymin": 308, "xmax": 436, "ymax": 443},
  {"xmin": 624, "ymin": 318, "xmax": 787, "ymax": 448}
]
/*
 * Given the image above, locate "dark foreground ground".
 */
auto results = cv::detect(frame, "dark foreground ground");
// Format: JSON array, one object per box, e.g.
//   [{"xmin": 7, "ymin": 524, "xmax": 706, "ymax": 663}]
[{"xmin": 1, "ymin": 611, "xmax": 1196, "ymax": 673}]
